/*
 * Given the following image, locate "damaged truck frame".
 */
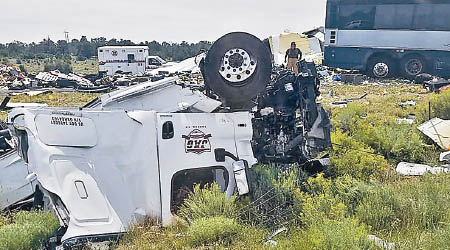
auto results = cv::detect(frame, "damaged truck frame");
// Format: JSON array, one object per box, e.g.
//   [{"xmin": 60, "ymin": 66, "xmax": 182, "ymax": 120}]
[{"xmin": 3, "ymin": 32, "xmax": 331, "ymax": 249}]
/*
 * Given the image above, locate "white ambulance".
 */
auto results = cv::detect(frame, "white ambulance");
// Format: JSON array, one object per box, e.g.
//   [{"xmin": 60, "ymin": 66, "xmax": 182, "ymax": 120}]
[{"xmin": 98, "ymin": 46, "xmax": 149, "ymax": 76}]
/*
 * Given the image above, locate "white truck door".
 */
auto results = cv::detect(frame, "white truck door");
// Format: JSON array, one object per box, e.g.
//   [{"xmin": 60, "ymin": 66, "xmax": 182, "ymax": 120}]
[
  {"xmin": 0, "ymin": 151, "xmax": 33, "ymax": 209},
  {"xmin": 156, "ymin": 113, "xmax": 239, "ymax": 225}
]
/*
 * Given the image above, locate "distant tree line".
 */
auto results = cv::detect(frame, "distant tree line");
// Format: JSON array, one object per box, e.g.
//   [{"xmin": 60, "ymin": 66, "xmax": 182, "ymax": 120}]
[{"xmin": 0, "ymin": 36, "xmax": 212, "ymax": 62}]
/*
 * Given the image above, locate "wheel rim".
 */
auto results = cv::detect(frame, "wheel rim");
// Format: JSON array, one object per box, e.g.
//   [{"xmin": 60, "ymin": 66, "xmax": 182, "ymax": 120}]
[
  {"xmin": 405, "ymin": 59, "xmax": 423, "ymax": 75},
  {"xmin": 373, "ymin": 62, "xmax": 389, "ymax": 78},
  {"xmin": 219, "ymin": 48, "xmax": 256, "ymax": 84}
]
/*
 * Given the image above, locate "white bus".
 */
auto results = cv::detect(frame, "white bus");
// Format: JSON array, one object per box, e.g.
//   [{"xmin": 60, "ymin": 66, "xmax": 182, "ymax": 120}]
[{"xmin": 323, "ymin": 0, "xmax": 450, "ymax": 78}]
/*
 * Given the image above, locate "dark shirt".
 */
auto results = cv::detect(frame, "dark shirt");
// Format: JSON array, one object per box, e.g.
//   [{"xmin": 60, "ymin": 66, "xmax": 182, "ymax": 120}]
[{"xmin": 286, "ymin": 48, "xmax": 302, "ymax": 59}]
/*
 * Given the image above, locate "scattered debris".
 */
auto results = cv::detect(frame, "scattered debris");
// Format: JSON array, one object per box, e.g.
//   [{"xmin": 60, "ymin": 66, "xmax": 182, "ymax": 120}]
[
  {"xmin": 331, "ymin": 93, "xmax": 368, "ymax": 107},
  {"xmin": 440, "ymin": 151, "xmax": 450, "ymax": 162},
  {"xmin": 398, "ymin": 100, "xmax": 416, "ymax": 107},
  {"xmin": 417, "ymin": 73, "xmax": 450, "ymax": 93},
  {"xmin": 340, "ymin": 74, "xmax": 366, "ymax": 84},
  {"xmin": 418, "ymin": 118, "xmax": 450, "ymax": 150},
  {"xmin": 367, "ymin": 235, "xmax": 395, "ymax": 250},
  {"xmin": 396, "ymin": 162, "xmax": 449, "ymax": 176},
  {"xmin": 263, "ymin": 227, "xmax": 288, "ymax": 243},
  {"xmin": 397, "ymin": 114, "xmax": 416, "ymax": 125}
]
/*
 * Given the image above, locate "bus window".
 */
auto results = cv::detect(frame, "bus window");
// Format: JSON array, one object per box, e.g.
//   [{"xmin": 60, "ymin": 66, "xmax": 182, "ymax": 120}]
[
  {"xmin": 375, "ymin": 5, "xmax": 414, "ymax": 30},
  {"xmin": 431, "ymin": 5, "xmax": 450, "ymax": 31},
  {"xmin": 414, "ymin": 4, "xmax": 450, "ymax": 31},
  {"xmin": 339, "ymin": 4, "xmax": 375, "ymax": 30}
]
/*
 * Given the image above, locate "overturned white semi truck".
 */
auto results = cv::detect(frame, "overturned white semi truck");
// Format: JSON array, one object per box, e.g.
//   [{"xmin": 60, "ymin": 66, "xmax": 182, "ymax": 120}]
[{"xmin": 5, "ymin": 32, "xmax": 331, "ymax": 249}]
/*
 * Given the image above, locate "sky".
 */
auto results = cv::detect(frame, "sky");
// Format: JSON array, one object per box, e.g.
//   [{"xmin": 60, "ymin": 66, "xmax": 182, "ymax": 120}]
[{"xmin": 0, "ymin": 0, "xmax": 327, "ymax": 44}]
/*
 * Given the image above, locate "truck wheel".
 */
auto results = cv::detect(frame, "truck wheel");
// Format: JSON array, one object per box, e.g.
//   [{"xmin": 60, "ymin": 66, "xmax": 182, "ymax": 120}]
[
  {"xmin": 401, "ymin": 55, "xmax": 426, "ymax": 79},
  {"xmin": 367, "ymin": 56, "xmax": 395, "ymax": 79},
  {"xmin": 202, "ymin": 32, "xmax": 272, "ymax": 109}
]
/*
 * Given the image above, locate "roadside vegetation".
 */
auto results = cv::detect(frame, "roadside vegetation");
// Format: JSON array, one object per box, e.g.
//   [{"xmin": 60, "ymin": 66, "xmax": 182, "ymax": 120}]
[
  {"xmin": 0, "ymin": 211, "xmax": 59, "ymax": 250},
  {"xmin": 1, "ymin": 85, "xmax": 449, "ymax": 249}
]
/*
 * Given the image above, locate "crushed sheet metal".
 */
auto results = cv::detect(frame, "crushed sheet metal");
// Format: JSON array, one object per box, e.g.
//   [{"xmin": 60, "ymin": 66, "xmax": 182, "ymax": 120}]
[
  {"xmin": 417, "ymin": 118, "xmax": 450, "ymax": 150},
  {"xmin": 440, "ymin": 151, "xmax": 450, "ymax": 162},
  {"xmin": 367, "ymin": 235, "xmax": 395, "ymax": 250},
  {"xmin": 6, "ymin": 102, "xmax": 48, "ymax": 108},
  {"xmin": 396, "ymin": 162, "xmax": 449, "ymax": 176}
]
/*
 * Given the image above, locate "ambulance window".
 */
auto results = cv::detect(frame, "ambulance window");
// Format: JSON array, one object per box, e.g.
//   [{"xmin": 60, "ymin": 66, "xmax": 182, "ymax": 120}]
[
  {"xmin": 139, "ymin": 49, "xmax": 143, "ymax": 52},
  {"xmin": 99, "ymin": 49, "xmax": 103, "ymax": 52},
  {"xmin": 128, "ymin": 54, "xmax": 135, "ymax": 62}
]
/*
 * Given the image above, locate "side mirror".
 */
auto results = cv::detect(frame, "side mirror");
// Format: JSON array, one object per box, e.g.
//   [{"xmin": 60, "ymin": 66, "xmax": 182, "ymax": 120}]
[{"xmin": 233, "ymin": 160, "xmax": 249, "ymax": 195}]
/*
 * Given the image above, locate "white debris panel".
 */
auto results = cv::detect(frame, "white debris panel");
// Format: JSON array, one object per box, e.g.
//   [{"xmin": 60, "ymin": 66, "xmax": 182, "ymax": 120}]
[
  {"xmin": 418, "ymin": 118, "xmax": 450, "ymax": 150},
  {"xmin": 396, "ymin": 162, "xmax": 449, "ymax": 176}
]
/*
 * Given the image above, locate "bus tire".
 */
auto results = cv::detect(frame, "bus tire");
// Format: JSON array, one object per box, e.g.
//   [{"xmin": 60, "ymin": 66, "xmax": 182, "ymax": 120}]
[
  {"xmin": 367, "ymin": 56, "xmax": 395, "ymax": 79},
  {"xmin": 401, "ymin": 55, "xmax": 426, "ymax": 79}
]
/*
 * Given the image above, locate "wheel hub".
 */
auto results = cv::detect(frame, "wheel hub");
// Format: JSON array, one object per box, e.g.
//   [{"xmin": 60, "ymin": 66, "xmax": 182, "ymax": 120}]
[
  {"xmin": 406, "ymin": 59, "xmax": 423, "ymax": 75},
  {"xmin": 373, "ymin": 62, "xmax": 389, "ymax": 78},
  {"xmin": 219, "ymin": 48, "xmax": 256, "ymax": 83}
]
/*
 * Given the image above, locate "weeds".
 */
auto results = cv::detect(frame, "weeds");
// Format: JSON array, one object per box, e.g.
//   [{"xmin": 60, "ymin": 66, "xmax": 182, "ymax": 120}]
[
  {"xmin": 186, "ymin": 216, "xmax": 241, "ymax": 247},
  {"xmin": 178, "ymin": 183, "xmax": 238, "ymax": 221},
  {"xmin": 0, "ymin": 211, "xmax": 59, "ymax": 250}
]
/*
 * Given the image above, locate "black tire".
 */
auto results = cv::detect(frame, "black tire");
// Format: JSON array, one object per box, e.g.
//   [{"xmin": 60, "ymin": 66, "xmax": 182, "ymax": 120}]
[
  {"xmin": 203, "ymin": 32, "xmax": 272, "ymax": 109},
  {"xmin": 367, "ymin": 56, "xmax": 396, "ymax": 79},
  {"xmin": 401, "ymin": 55, "xmax": 426, "ymax": 79}
]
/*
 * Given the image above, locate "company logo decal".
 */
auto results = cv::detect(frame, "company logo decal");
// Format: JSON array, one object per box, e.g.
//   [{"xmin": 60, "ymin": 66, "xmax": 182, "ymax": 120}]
[
  {"xmin": 182, "ymin": 129, "xmax": 212, "ymax": 154},
  {"xmin": 111, "ymin": 50, "xmax": 118, "ymax": 56}
]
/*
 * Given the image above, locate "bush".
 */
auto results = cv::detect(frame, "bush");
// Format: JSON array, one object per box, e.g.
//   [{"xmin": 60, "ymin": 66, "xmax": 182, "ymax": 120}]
[
  {"xmin": 186, "ymin": 216, "xmax": 241, "ymax": 247},
  {"xmin": 417, "ymin": 89, "xmax": 450, "ymax": 123},
  {"xmin": 0, "ymin": 211, "xmax": 59, "ymax": 250},
  {"xmin": 284, "ymin": 217, "xmax": 375, "ymax": 250},
  {"xmin": 0, "ymin": 215, "xmax": 6, "ymax": 228},
  {"xmin": 244, "ymin": 164, "xmax": 307, "ymax": 227},
  {"xmin": 296, "ymin": 174, "xmax": 369, "ymax": 225},
  {"xmin": 356, "ymin": 174, "xmax": 450, "ymax": 234},
  {"xmin": 178, "ymin": 183, "xmax": 238, "ymax": 221},
  {"xmin": 353, "ymin": 120, "xmax": 433, "ymax": 164},
  {"xmin": 333, "ymin": 103, "xmax": 366, "ymax": 132},
  {"xmin": 44, "ymin": 61, "xmax": 72, "ymax": 74},
  {"xmin": 330, "ymin": 130, "xmax": 389, "ymax": 181},
  {"xmin": 356, "ymin": 184, "xmax": 401, "ymax": 232}
]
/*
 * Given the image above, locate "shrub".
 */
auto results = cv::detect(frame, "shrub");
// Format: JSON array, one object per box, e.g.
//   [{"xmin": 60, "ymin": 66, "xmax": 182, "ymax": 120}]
[
  {"xmin": 244, "ymin": 164, "xmax": 306, "ymax": 227},
  {"xmin": 178, "ymin": 183, "xmax": 237, "ymax": 221},
  {"xmin": 353, "ymin": 120, "xmax": 432, "ymax": 164},
  {"xmin": 356, "ymin": 174, "xmax": 450, "ymax": 234},
  {"xmin": 0, "ymin": 211, "xmax": 59, "ymax": 250},
  {"xmin": 186, "ymin": 216, "xmax": 241, "ymax": 247},
  {"xmin": 44, "ymin": 61, "xmax": 72, "ymax": 74},
  {"xmin": 284, "ymin": 217, "xmax": 375, "ymax": 250},
  {"xmin": 356, "ymin": 184, "xmax": 401, "ymax": 232},
  {"xmin": 330, "ymin": 130, "xmax": 389, "ymax": 181},
  {"xmin": 0, "ymin": 214, "xmax": 7, "ymax": 228},
  {"xmin": 296, "ymin": 174, "xmax": 368, "ymax": 225},
  {"xmin": 417, "ymin": 89, "xmax": 450, "ymax": 123},
  {"xmin": 333, "ymin": 102, "xmax": 366, "ymax": 132}
]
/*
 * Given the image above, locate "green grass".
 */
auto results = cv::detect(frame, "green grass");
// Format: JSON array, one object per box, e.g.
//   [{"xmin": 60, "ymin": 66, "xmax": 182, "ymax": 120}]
[
  {"xmin": 0, "ymin": 92, "xmax": 99, "ymax": 120},
  {"xmin": 0, "ymin": 211, "xmax": 59, "ymax": 250},
  {"xmin": 14, "ymin": 58, "xmax": 98, "ymax": 75}
]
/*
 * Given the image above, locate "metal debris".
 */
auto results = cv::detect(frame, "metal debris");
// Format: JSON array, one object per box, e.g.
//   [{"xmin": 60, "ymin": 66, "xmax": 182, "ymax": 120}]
[
  {"xmin": 418, "ymin": 118, "xmax": 450, "ymax": 150},
  {"xmin": 368, "ymin": 235, "xmax": 395, "ymax": 250},
  {"xmin": 396, "ymin": 162, "xmax": 449, "ymax": 176}
]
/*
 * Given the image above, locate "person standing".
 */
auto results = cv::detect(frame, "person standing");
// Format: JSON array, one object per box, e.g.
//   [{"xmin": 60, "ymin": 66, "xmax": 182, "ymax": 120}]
[{"xmin": 285, "ymin": 42, "xmax": 302, "ymax": 75}]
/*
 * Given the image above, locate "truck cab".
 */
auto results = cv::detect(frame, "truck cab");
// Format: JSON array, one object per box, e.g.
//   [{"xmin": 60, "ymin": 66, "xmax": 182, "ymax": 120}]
[{"xmin": 7, "ymin": 78, "xmax": 255, "ymax": 247}]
